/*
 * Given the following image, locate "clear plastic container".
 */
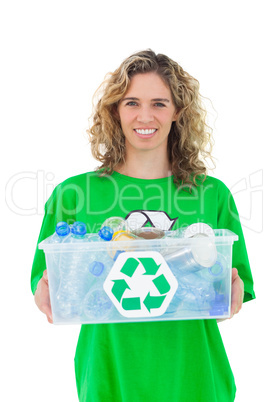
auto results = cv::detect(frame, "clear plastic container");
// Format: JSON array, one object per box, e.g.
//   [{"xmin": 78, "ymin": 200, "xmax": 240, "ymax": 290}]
[{"xmin": 39, "ymin": 229, "xmax": 238, "ymax": 324}]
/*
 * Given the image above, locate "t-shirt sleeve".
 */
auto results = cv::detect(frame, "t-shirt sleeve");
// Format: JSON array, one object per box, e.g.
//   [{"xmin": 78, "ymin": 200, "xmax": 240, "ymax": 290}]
[
  {"xmin": 217, "ymin": 180, "xmax": 256, "ymax": 303},
  {"xmin": 30, "ymin": 181, "xmax": 77, "ymax": 295}
]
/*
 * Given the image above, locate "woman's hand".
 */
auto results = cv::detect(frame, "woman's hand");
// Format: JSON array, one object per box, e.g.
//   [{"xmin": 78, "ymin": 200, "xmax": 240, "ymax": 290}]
[
  {"xmin": 230, "ymin": 267, "xmax": 244, "ymax": 318},
  {"xmin": 34, "ymin": 269, "xmax": 53, "ymax": 323}
]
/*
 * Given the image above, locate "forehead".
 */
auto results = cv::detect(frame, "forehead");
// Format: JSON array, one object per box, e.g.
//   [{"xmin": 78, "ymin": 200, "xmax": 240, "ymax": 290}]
[{"xmin": 125, "ymin": 72, "xmax": 172, "ymax": 98}]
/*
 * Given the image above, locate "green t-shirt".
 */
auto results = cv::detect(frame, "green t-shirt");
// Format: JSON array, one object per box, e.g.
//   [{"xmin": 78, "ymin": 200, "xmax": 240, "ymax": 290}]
[{"xmin": 31, "ymin": 171, "xmax": 255, "ymax": 402}]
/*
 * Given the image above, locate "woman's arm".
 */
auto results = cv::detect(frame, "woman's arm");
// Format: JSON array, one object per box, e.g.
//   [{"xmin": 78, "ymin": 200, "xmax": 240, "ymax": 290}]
[
  {"xmin": 230, "ymin": 267, "xmax": 244, "ymax": 318},
  {"xmin": 34, "ymin": 269, "xmax": 53, "ymax": 323}
]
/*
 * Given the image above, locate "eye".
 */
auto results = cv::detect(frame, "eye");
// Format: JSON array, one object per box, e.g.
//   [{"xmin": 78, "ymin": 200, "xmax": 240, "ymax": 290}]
[
  {"xmin": 126, "ymin": 101, "xmax": 138, "ymax": 106},
  {"xmin": 154, "ymin": 103, "xmax": 166, "ymax": 108}
]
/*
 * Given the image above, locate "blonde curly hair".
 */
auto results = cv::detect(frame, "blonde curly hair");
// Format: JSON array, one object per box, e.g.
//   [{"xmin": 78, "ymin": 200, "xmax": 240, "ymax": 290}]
[{"xmin": 88, "ymin": 49, "xmax": 214, "ymax": 185}]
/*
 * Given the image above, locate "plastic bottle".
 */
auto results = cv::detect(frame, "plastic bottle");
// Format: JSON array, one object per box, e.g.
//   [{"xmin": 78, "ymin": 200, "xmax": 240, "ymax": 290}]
[
  {"xmin": 86, "ymin": 233, "xmax": 103, "ymax": 242},
  {"xmin": 164, "ymin": 222, "xmax": 217, "ymax": 267},
  {"xmin": 166, "ymin": 272, "xmax": 216, "ymax": 315},
  {"xmin": 56, "ymin": 221, "xmax": 91, "ymax": 319},
  {"xmin": 87, "ymin": 252, "xmax": 114, "ymax": 281},
  {"xmin": 49, "ymin": 221, "xmax": 70, "ymax": 243},
  {"xmin": 83, "ymin": 284, "xmax": 113, "ymax": 321},
  {"xmin": 98, "ymin": 216, "xmax": 140, "ymax": 259},
  {"xmin": 48, "ymin": 222, "xmax": 71, "ymax": 266},
  {"xmin": 83, "ymin": 252, "xmax": 115, "ymax": 321},
  {"xmin": 164, "ymin": 246, "xmax": 218, "ymax": 316},
  {"xmin": 98, "ymin": 217, "xmax": 129, "ymax": 241},
  {"xmin": 197, "ymin": 252, "xmax": 228, "ymax": 282},
  {"xmin": 164, "ymin": 245, "xmax": 226, "ymax": 285},
  {"xmin": 164, "ymin": 247, "xmax": 203, "ymax": 277}
]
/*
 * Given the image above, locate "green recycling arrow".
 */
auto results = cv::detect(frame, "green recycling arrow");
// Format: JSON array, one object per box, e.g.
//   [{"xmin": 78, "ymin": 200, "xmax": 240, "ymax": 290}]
[
  {"xmin": 139, "ymin": 258, "xmax": 161, "ymax": 275},
  {"xmin": 143, "ymin": 293, "xmax": 166, "ymax": 312},
  {"xmin": 122, "ymin": 297, "xmax": 141, "ymax": 310},
  {"xmin": 153, "ymin": 274, "xmax": 171, "ymax": 294},
  {"xmin": 111, "ymin": 279, "xmax": 130, "ymax": 302},
  {"xmin": 120, "ymin": 258, "xmax": 140, "ymax": 277}
]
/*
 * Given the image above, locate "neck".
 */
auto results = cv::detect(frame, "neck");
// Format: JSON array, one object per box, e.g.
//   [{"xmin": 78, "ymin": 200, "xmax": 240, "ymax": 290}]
[{"xmin": 115, "ymin": 149, "xmax": 172, "ymax": 179}]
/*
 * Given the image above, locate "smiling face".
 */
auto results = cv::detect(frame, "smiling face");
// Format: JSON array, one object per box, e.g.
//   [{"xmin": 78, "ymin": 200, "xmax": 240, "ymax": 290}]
[{"xmin": 117, "ymin": 72, "xmax": 178, "ymax": 156}]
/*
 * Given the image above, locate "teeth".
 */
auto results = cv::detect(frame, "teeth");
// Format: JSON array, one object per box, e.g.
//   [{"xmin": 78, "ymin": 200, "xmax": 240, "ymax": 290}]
[{"xmin": 135, "ymin": 129, "xmax": 157, "ymax": 135}]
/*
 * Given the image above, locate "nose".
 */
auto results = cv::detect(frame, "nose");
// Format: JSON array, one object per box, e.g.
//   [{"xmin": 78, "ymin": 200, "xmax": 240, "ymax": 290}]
[{"xmin": 137, "ymin": 106, "xmax": 154, "ymax": 124}]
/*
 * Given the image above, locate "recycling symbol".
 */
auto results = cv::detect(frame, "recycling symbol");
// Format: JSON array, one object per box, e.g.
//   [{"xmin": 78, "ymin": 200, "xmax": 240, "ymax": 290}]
[{"xmin": 103, "ymin": 251, "xmax": 178, "ymax": 318}]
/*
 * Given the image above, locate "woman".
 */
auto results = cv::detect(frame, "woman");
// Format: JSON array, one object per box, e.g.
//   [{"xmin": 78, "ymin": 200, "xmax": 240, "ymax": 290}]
[{"xmin": 32, "ymin": 50, "xmax": 255, "ymax": 401}]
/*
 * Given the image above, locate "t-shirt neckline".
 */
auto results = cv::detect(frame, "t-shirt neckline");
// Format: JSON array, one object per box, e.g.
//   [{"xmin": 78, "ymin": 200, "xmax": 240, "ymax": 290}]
[{"xmin": 111, "ymin": 170, "xmax": 174, "ymax": 185}]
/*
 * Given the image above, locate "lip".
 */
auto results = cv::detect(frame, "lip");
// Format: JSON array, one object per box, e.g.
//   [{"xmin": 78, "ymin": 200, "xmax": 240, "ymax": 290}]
[
  {"xmin": 134, "ymin": 128, "xmax": 158, "ymax": 139},
  {"xmin": 134, "ymin": 128, "xmax": 158, "ymax": 130}
]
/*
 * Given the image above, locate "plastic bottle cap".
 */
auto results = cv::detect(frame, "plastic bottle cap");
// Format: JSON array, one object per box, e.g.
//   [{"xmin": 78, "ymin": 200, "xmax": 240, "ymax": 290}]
[
  {"xmin": 112, "ymin": 230, "xmax": 125, "ymax": 238},
  {"xmin": 112, "ymin": 231, "xmax": 138, "ymax": 241},
  {"xmin": 99, "ymin": 226, "xmax": 114, "ymax": 241},
  {"xmin": 89, "ymin": 261, "xmax": 104, "ymax": 276},
  {"xmin": 71, "ymin": 222, "xmax": 87, "ymax": 236},
  {"xmin": 208, "ymin": 260, "xmax": 224, "ymax": 276},
  {"xmin": 55, "ymin": 221, "xmax": 70, "ymax": 236}
]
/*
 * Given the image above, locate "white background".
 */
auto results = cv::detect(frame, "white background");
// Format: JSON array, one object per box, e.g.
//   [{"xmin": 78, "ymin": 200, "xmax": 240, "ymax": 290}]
[{"xmin": 1, "ymin": 0, "xmax": 267, "ymax": 401}]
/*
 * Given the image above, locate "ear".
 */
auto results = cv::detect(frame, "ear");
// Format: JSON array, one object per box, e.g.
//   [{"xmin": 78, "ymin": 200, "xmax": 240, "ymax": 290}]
[
  {"xmin": 112, "ymin": 104, "xmax": 120, "ymax": 121},
  {"xmin": 172, "ymin": 108, "xmax": 181, "ymax": 122}
]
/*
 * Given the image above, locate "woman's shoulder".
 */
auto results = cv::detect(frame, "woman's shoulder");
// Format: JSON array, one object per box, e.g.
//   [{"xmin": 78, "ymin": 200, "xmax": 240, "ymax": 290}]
[
  {"xmin": 45, "ymin": 171, "xmax": 102, "ymax": 204},
  {"xmin": 198, "ymin": 174, "xmax": 231, "ymax": 192},
  {"xmin": 192, "ymin": 174, "xmax": 232, "ymax": 201},
  {"xmin": 57, "ymin": 170, "xmax": 104, "ymax": 188}
]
